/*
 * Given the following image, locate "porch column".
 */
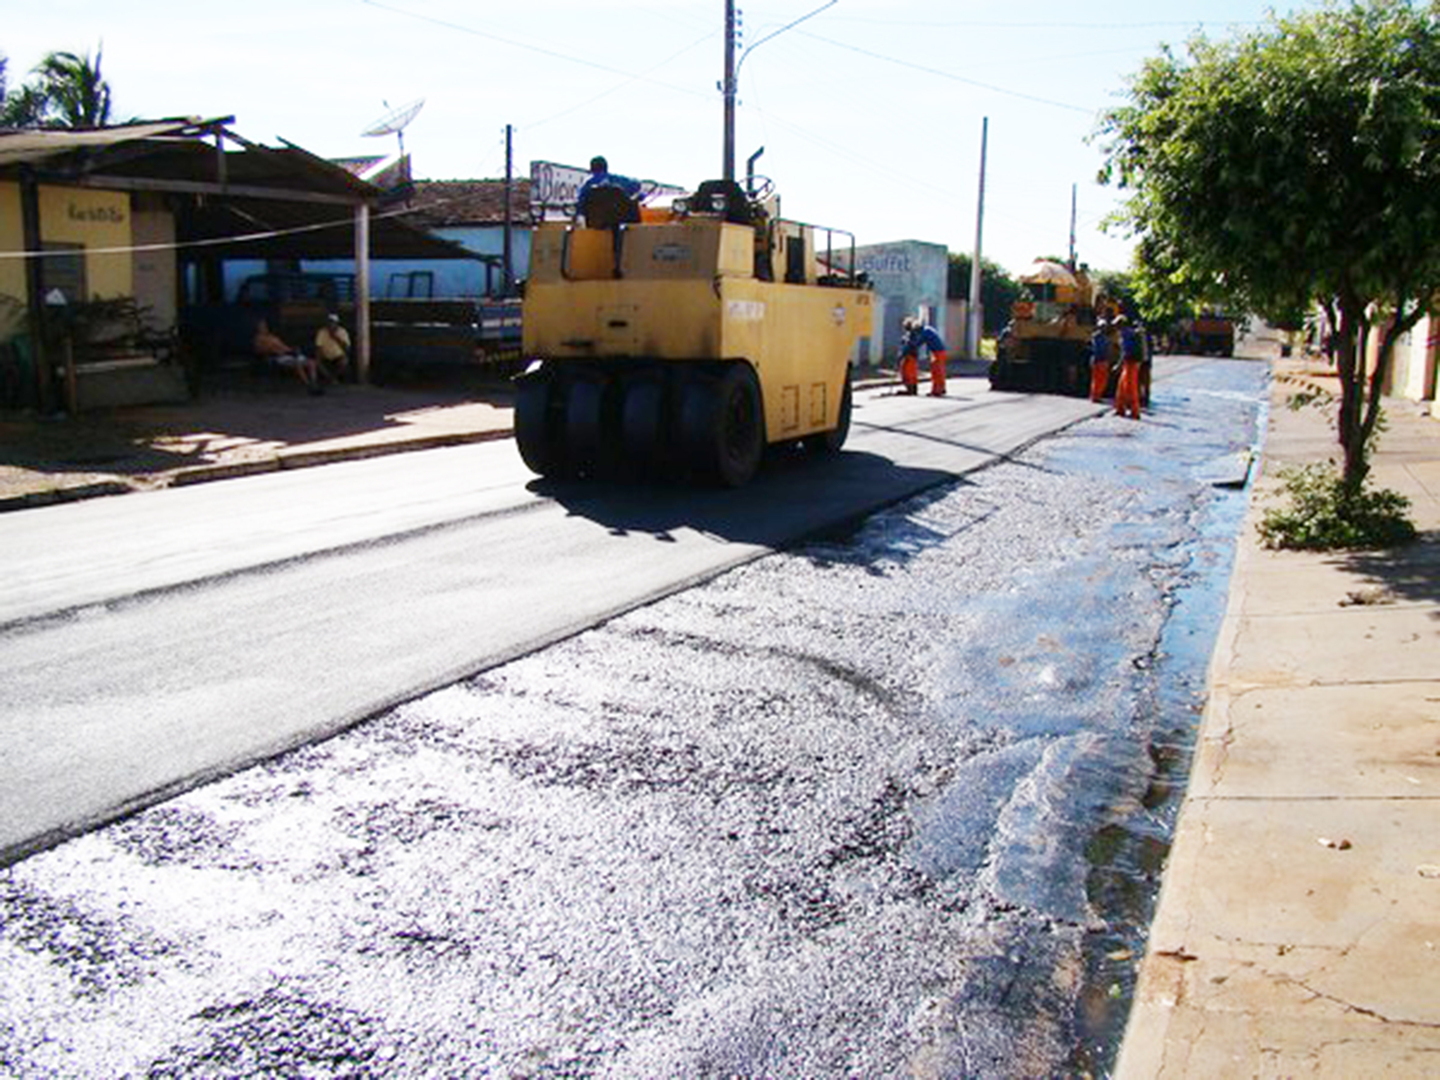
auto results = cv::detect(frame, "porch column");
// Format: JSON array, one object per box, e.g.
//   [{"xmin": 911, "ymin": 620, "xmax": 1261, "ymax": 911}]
[
  {"xmin": 18, "ymin": 166, "xmax": 54, "ymax": 412},
  {"xmin": 354, "ymin": 202, "xmax": 372, "ymax": 383}
]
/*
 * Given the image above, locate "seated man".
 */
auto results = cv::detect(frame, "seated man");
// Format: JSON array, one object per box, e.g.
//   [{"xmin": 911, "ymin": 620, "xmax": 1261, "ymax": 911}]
[
  {"xmin": 575, "ymin": 155, "xmax": 642, "ymax": 228},
  {"xmin": 253, "ymin": 318, "xmax": 323, "ymax": 395},
  {"xmin": 313, "ymin": 312, "xmax": 351, "ymax": 384}
]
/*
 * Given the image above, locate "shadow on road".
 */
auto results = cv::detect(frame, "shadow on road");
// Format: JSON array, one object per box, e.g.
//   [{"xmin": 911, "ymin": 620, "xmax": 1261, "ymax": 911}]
[{"xmin": 531, "ymin": 446, "xmax": 961, "ymax": 553}]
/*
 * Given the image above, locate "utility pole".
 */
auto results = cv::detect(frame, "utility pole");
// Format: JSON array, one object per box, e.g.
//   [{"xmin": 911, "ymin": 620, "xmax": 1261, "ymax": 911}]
[
  {"xmin": 722, "ymin": 0, "xmax": 835, "ymax": 184},
  {"xmin": 1068, "ymin": 182, "xmax": 1077, "ymax": 268},
  {"xmin": 723, "ymin": 0, "xmax": 737, "ymax": 181},
  {"xmin": 967, "ymin": 117, "xmax": 988, "ymax": 360},
  {"xmin": 503, "ymin": 124, "xmax": 514, "ymax": 298}
]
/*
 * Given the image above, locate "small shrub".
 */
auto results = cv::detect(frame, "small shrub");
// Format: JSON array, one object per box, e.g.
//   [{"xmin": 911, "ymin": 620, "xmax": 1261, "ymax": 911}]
[{"xmin": 1258, "ymin": 463, "xmax": 1416, "ymax": 551}]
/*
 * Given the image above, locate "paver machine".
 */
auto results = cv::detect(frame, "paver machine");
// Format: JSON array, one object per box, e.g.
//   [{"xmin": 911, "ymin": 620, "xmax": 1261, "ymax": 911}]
[
  {"xmin": 990, "ymin": 259, "xmax": 1103, "ymax": 397},
  {"xmin": 514, "ymin": 178, "xmax": 874, "ymax": 487}
]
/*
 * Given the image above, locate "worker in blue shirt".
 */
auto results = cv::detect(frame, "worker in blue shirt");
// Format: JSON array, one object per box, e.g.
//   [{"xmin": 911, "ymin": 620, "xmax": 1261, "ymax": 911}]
[
  {"xmin": 576, "ymin": 156, "xmax": 642, "ymax": 220},
  {"xmin": 1113, "ymin": 314, "xmax": 1143, "ymax": 419},
  {"xmin": 899, "ymin": 316, "xmax": 949, "ymax": 396},
  {"xmin": 1089, "ymin": 318, "xmax": 1112, "ymax": 402},
  {"xmin": 576, "ymin": 156, "xmax": 645, "ymax": 274}
]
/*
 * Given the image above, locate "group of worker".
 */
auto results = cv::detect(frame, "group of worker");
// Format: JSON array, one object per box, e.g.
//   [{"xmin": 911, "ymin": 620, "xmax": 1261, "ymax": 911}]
[
  {"xmin": 1088, "ymin": 313, "xmax": 1147, "ymax": 418},
  {"xmin": 252, "ymin": 312, "xmax": 352, "ymax": 396}
]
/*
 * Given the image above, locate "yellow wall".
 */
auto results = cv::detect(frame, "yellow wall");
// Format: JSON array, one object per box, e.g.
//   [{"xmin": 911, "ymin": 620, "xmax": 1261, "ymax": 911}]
[
  {"xmin": 0, "ymin": 180, "xmax": 134, "ymax": 303},
  {"xmin": 0, "ymin": 182, "xmax": 23, "ymax": 303}
]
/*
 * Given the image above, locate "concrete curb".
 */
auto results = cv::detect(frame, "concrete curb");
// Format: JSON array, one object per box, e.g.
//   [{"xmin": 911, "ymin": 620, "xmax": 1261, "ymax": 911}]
[
  {"xmin": 1114, "ymin": 360, "xmax": 1440, "ymax": 1077},
  {"xmin": 1, "ymin": 428, "xmax": 517, "ymax": 510},
  {"xmin": 0, "ymin": 481, "xmax": 134, "ymax": 514}
]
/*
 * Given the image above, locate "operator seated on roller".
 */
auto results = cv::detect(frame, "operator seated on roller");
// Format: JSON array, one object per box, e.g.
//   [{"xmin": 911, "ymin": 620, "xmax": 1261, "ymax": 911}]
[
  {"xmin": 575, "ymin": 156, "xmax": 642, "ymax": 275},
  {"xmin": 576, "ymin": 156, "xmax": 642, "ymax": 228}
]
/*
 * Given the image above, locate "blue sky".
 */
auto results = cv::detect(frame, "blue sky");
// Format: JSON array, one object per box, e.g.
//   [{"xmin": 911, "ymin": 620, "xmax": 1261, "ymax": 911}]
[{"xmin": 5, "ymin": 0, "xmax": 1288, "ymax": 275}]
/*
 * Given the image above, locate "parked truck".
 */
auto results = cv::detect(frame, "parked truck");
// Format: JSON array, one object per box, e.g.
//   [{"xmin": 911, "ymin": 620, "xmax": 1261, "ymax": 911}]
[
  {"xmin": 184, "ymin": 271, "xmax": 523, "ymax": 379},
  {"xmin": 1178, "ymin": 309, "xmax": 1236, "ymax": 357}
]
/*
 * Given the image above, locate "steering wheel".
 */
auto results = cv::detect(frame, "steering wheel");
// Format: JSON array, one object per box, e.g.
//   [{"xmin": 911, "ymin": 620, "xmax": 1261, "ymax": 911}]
[{"xmin": 746, "ymin": 175, "xmax": 776, "ymax": 201}]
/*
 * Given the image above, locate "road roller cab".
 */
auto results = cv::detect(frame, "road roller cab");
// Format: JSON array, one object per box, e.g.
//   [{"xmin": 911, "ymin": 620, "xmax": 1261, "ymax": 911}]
[{"xmin": 515, "ymin": 178, "xmax": 873, "ymax": 487}]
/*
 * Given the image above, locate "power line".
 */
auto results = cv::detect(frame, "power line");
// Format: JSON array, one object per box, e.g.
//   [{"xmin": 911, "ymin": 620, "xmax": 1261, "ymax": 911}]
[
  {"xmin": 0, "ymin": 190, "xmax": 493, "ymax": 262},
  {"xmin": 358, "ymin": 0, "xmax": 710, "ymax": 103},
  {"xmin": 820, "ymin": 16, "xmax": 1263, "ymax": 30},
  {"xmin": 522, "ymin": 28, "xmax": 719, "ymax": 132},
  {"xmin": 797, "ymin": 30, "xmax": 1099, "ymax": 114}
]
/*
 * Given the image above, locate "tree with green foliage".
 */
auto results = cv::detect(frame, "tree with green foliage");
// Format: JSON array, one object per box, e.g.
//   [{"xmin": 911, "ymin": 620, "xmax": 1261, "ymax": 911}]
[
  {"xmin": 1096, "ymin": 0, "xmax": 1440, "ymax": 504},
  {"xmin": 0, "ymin": 47, "xmax": 113, "ymax": 128},
  {"xmin": 946, "ymin": 253, "xmax": 1022, "ymax": 336}
]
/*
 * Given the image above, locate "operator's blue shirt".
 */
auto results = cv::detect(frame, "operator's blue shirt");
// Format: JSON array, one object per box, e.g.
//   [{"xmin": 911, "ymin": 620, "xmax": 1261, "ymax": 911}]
[
  {"xmin": 1090, "ymin": 329, "xmax": 1110, "ymax": 362},
  {"xmin": 902, "ymin": 324, "xmax": 946, "ymax": 356},
  {"xmin": 577, "ymin": 170, "xmax": 643, "ymax": 202}
]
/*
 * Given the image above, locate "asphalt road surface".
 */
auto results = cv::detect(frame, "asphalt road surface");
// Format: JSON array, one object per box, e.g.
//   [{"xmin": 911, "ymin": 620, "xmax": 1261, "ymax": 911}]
[
  {"xmin": 2, "ymin": 377, "xmax": 1100, "ymax": 863},
  {"xmin": 0, "ymin": 357, "xmax": 1267, "ymax": 1076}
]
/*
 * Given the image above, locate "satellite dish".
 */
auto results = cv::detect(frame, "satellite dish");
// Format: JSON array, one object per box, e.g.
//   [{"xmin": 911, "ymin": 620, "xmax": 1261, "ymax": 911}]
[{"xmin": 361, "ymin": 98, "xmax": 425, "ymax": 156}]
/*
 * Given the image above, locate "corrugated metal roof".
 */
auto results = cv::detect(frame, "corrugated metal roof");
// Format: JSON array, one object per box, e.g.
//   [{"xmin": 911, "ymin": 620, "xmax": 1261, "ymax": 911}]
[
  {"xmin": 0, "ymin": 120, "xmax": 200, "ymax": 167},
  {"xmin": 0, "ymin": 120, "xmax": 478, "ymax": 261}
]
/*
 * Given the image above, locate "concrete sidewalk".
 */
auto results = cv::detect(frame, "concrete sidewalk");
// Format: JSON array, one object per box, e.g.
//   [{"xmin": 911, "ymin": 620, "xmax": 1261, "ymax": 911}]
[
  {"xmin": 1117, "ymin": 358, "xmax": 1440, "ymax": 1076},
  {"xmin": 0, "ymin": 371, "xmax": 521, "ymax": 512},
  {"xmin": 0, "ymin": 364, "xmax": 917, "ymax": 512}
]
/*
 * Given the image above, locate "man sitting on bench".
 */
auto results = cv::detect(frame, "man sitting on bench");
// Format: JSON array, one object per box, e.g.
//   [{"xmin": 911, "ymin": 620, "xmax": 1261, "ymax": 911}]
[{"xmin": 253, "ymin": 318, "xmax": 323, "ymax": 395}]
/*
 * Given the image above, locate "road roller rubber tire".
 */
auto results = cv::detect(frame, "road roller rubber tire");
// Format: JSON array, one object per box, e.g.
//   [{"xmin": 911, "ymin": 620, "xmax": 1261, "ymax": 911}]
[
  {"xmin": 515, "ymin": 374, "xmax": 563, "ymax": 477},
  {"xmin": 681, "ymin": 365, "xmax": 764, "ymax": 488}
]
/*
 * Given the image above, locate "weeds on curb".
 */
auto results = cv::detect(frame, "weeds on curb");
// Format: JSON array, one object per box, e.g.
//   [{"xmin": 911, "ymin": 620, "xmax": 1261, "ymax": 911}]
[{"xmin": 1258, "ymin": 462, "xmax": 1416, "ymax": 550}]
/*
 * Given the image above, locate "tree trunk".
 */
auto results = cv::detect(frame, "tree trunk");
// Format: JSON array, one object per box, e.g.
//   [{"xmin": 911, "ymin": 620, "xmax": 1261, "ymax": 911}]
[
  {"xmin": 1333, "ymin": 288, "xmax": 1425, "ymax": 498},
  {"xmin": 1334, "ymin": 296, "xmax": 1369, "ymax": 495}
]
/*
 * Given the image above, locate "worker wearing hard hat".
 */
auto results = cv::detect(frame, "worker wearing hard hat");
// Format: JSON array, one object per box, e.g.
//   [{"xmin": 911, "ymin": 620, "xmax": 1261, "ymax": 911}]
[{"xmin": 899, "ymin": 316, "xmax": 949, "ymax": 397}]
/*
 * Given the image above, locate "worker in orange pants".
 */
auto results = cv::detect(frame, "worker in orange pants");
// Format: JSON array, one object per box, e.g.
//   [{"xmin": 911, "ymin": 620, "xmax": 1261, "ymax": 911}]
[
  {"xmin": 1113, "ymin": 314, "xmax": 1143, "ymax": 419},
  {"xmin": 1089, "ymin": 318, "xmax": 1112, "ymax": 402},
  {"xmin": 900, "ymin": 316, "xmax": 949, "ymax": 396},
  {"xmin": 899, "ymin": 350, "xmax": 920, "ymax": 395}
]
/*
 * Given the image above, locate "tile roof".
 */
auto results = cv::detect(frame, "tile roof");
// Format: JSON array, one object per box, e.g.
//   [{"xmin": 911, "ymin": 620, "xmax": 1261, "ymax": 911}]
[{"xmin": 404, "ymin": 179, "xmax": 533, "ymax": 228}]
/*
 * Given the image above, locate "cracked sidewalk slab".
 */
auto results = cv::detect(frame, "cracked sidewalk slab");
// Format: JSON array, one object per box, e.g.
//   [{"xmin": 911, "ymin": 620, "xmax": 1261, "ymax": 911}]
[
  {"xmin": 1191, "ymin": 682, "xmax": 1440, "ymax": 801},
  {"xmin": 1223, "ymin": 605, "xmax": 1440, "ymax": 688},
  {"xmin": 1118, "ymin": 798, "xmax": 1440, "ymax": 1077}
]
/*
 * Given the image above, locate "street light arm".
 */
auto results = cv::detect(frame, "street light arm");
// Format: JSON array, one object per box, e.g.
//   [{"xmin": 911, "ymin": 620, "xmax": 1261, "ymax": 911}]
[{"xmin": 736, "ymin": 0, "xmax": 838, "ymax": 78}]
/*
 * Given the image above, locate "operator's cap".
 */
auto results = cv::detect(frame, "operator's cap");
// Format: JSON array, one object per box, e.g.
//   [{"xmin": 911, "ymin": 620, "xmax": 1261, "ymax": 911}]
[
  {"xmin": 326, "ymin": 312, "xmax": 340, "ymax": 323},
  {"xmin": 1113, "ymin": 314, "xmax": 1129, "ymax": 326}
]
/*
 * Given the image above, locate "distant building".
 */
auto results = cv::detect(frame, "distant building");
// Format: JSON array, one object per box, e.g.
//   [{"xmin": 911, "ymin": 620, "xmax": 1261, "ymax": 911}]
[{"xmin": 854, "ymin": 240, "xmax": 950, "ymax": 359}]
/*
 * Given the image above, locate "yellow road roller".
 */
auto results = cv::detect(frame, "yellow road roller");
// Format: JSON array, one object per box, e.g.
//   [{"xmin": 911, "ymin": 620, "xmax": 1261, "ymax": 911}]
[{"xmin": 515, "ymin": 178, "xmax": 874, "ymax": 487}]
